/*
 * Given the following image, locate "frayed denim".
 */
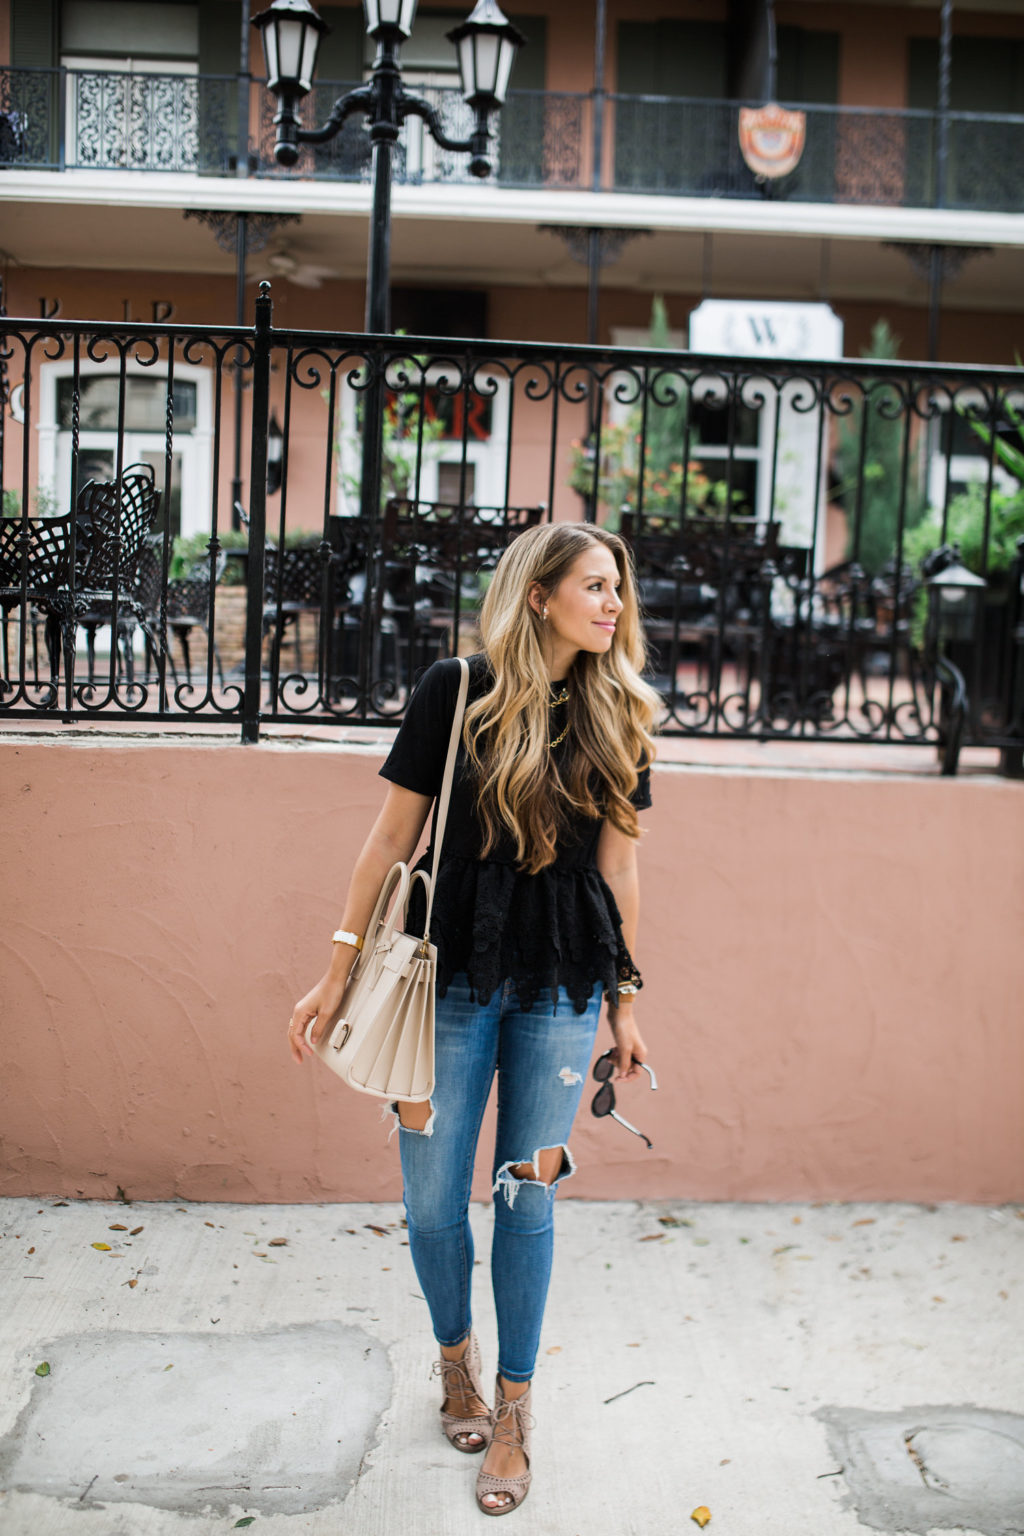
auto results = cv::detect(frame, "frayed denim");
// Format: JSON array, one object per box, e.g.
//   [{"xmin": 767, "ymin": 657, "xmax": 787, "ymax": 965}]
[{"xmin": 397, "ymin": 972, "xmax": 600, "ymax": 1381}]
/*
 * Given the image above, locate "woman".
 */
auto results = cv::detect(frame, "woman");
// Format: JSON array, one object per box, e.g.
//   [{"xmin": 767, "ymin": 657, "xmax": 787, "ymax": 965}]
[{"xmin": 287, "ymin": 523, "xmax": 659, "ymax": 1515}]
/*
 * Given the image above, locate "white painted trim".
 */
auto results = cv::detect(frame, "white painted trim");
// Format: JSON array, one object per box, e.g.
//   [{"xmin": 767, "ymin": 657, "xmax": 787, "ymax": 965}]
[
  {"xmin": 37, "ymin": 359, "xmax": 214, "ymax": 538},
  {"xmin": 1, "ymin": 170, "xmax": 1023, "ymax": 247}
]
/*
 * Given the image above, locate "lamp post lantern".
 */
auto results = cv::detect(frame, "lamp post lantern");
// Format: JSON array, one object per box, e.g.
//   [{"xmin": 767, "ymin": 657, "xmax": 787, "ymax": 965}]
[
  {"xmin": 923, "ymin": 541, "xmax": 987, "ymax": 774},
  {"xmin": 252, "ymin": 0, "xmax": 523, "ymax": 332},
  {"xmin": 252, "ymin": 0, "xmax": 522, "ymax": 714}
]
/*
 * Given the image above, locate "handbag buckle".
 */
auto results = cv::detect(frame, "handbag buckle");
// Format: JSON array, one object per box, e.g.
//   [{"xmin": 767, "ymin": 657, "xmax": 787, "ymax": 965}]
[{"xmin": 331, "ymin": 1021, "xmax": 351, "ymax": 1053}]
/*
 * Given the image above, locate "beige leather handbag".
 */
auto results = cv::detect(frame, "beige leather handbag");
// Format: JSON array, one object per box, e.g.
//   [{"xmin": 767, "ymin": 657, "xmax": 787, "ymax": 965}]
[{"xmin": 306, "ymin": 658, "xmax": 469, "ymax": 1101}]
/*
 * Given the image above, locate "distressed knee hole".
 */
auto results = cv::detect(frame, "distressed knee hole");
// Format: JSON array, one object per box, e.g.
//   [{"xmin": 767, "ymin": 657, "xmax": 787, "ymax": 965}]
[
  {"xmin": 494, "ymin": 1144, "xmax": 576, "ymax": 1209},
  {"xmin": 391, "ymin": 1099, "xmax": 435, "ymax": 1137}
]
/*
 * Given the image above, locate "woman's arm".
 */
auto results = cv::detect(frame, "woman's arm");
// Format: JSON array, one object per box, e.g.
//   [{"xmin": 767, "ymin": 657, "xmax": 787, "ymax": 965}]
[
  {"xmin": 595, "ymin": 819, "xmax": 648, "ymax": 1081},
  {"xmin": 287, "ymin": 783, "xmax": 432, "ymax": 1064}
]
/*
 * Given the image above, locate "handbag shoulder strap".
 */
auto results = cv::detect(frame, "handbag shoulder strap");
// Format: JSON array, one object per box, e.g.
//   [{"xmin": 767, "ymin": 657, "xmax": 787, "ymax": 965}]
[{"xmin": 422, "ymin": 656, "xmax": 470, "ymax": 943}]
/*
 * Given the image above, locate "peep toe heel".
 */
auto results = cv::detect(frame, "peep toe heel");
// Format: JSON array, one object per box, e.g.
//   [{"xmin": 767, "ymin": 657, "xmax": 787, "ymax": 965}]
[
  {"xmin": 476, "ymin": 1377, "xmax": 533, "ymax": 1515},
  {"xmin": 435, "ymin": 1332, "xmax": 491, "ymax": 1453}
]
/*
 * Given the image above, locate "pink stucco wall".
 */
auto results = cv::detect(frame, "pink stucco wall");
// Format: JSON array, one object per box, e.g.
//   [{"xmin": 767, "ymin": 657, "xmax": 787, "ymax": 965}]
[{"xmin": 1, "ymin": 736, "xmax": 1022, "ymax": 1204}]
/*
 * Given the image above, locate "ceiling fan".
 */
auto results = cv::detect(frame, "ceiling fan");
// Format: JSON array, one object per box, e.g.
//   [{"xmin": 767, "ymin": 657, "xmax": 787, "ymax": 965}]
[{"xmin": 256, "ymin": 245, "xmax": 338, "ymax": 290}]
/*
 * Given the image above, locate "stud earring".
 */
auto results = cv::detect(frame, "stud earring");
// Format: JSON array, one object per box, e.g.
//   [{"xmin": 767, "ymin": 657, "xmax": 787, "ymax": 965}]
[{"xmin": 542, "ymin": 605, "xmax": 549, "ymax": 621}]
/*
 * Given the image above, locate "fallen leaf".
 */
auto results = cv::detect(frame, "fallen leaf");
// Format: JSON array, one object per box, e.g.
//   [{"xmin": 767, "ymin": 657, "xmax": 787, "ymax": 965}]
[
  {"xmin": 130, "ymin": 1226, "xmax": 144, "ymax": 1236},
  {"xmin": 205, "ymin": 1221, "xmax": 215, "ymax": 1229},
  {"xmin": 691, "ymin": 1505, "xmax": 711, "ymax": 1527},
  {"xmin": 792, "ymin": 1215, "xmax": 802, "ymax": 1224},
  {"xmin": 773, "ymin": 1244, "xmax": 797, "ymax": 1255},
  {"xmin": 546, "ymin": 1345, "xmax": 561, "ymax": 1354},
  {"xmin": 91, "ymin": 1242, "xmax": 112, "ymax": 1251},
  {"xmin": 268, "ymin": 1238, "xmax": 288, "ymax": 1247},
  {"xmin": 999, "ymin": 1290, "xmax": 1009, "ymax": 1300},
  {"xmin": 109, "ymin": 1224, "xmax": 128, "ymax": 1232},
  {"xmin": 719, "ymin": 1458, "xmax": 731, "ymax": 1465},
  {"xmin": 164, "ymin": 1364, "xmax": 174, "ymax": 1371},
  {"xmin": 951, "ymin": 1234, "xmax": 966, "ymax": 1242},
  {"xmin": 234, "ymin": 1520, "xmax": 256, "ymax": 1529},
  {"xmin": 932, "ymin": 1295, "xmax": 946, "ymax": 1303},
  {"xmin": 627, "ymin": 1342, "xmax": 640, "ymax": 1348},
  {"xmin": 851, "ymin": 1218, "xmax": 875, "ymax": 1227},
  {"xmin": 639, "ymin": 1233, "xmax": 665, "ymax": 1242},
  {"xmin": 657, "ymin": 1215, "xmax": 692, "ymax": 1227},
  {"xmin": 52, "ymin": 1201, "xmax": 69, "ymax": 1208},
  {"xmin": 127, "ymin": 1278, "xmax": 138, "ymax": 1289},
  {"xmin": 35, "ymin": 1362, "xmax": 50, "ymax": 1377},
  {"xmin": 252, "ymin": 1252, "xmax": 267, "ymax": 1258},
  {"xmin": 365, "ymin": 1225, "xmax": 389, "ymax": 1237},
  {"xmin": 27, "ymin": 1247, "xmax": 35, "ymax": 1255},
  {"xmin": 693, "ymin": 1237, "xmax": 710, "ymax": 1246}
]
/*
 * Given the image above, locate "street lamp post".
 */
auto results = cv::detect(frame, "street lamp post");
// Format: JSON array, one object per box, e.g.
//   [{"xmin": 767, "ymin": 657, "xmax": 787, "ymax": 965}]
[
  {"xmin": 923, "ymin": 541, "xmax": 987, "ymax": 774},
  {"xmin": 252, "ymin": 0, "xmax": 523, "ymax": 332},
  {"xmin": 252, "ymin": 0, "xmax": 522, "ymax": 711}
]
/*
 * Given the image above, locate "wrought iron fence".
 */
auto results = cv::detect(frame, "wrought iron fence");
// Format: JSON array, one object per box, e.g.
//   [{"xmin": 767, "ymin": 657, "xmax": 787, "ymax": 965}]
[
  {"xmin": 1, "ymin": 294, "xmax": 1022, "ymax": 770},
  {"xmin": 2, "ymin": 66, "xmax": 1023, "ymax": 210}
]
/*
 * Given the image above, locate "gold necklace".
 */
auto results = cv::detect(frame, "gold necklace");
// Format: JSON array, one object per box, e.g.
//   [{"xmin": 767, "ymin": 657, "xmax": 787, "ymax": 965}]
[{"xmin": 549, "ymin": 687, "xmax": 569, "ymax": 748}]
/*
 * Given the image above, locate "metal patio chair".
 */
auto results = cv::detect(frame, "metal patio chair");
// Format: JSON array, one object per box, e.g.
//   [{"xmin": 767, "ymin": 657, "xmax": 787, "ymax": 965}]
[
  {"xmin": 48, "ymin": 464, "xmax": 162, "ymax": 689},
  {"xmin": 135, "ymin": 534, "xmax": 228, "ymax": 689}
]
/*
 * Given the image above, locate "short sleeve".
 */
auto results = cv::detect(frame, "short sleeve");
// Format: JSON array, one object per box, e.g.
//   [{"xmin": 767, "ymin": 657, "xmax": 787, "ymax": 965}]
[
  {"xmin": 631, "ymin": 763, "xmax": 652, "ymax": 811},
  {"xmin": 379, "ymin": 658, "xmax": 462, "ymax": 799}
]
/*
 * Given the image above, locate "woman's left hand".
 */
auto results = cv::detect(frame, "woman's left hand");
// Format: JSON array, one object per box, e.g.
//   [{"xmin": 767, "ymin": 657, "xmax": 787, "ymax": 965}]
[{"xmin": 607, "ymin": 1004, "xmax": 647, "ymax": 1080}]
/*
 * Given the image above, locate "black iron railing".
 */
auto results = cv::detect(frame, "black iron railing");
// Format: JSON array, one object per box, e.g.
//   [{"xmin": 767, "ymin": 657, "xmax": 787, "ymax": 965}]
[
  {"xmin": 3, "ymin": 66, "xmax": 1024, "ymax": 211},
  {"xmin": 1, "ymin": 294, "xmax": 1023, "ymax": 770}
]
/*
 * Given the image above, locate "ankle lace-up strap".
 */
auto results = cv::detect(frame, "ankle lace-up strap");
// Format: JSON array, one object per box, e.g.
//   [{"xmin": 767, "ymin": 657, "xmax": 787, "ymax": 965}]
[
  {"xmin": 434, "ymin": 1353, "xmax": 473, "ymax": 1398},
  {"xmin": 490, "ymin": 1393, "xmax": 534, "ymax": 1450}
]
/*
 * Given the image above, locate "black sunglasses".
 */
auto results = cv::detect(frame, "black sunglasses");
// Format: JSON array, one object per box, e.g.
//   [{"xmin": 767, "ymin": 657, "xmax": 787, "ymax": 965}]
[{"xmin": 590, "ymin": 1050, "xmax": 658, "ymax": 1149}]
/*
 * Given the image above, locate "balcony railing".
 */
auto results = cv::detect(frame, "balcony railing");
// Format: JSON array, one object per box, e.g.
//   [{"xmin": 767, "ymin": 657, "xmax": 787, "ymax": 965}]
[
  {"xmin": 2, "ymin": 295, "xmax": 1023, "ymax": 770},
  {"xmin": 3, "ymin": 66, "xmax": 1024, "ymax": 211}
]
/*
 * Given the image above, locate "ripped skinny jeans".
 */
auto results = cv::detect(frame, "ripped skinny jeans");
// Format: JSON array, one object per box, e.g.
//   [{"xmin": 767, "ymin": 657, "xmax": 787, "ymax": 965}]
[{"xmin": 397, "ymin": 971, "xmax": 601, "ymax": 1382}]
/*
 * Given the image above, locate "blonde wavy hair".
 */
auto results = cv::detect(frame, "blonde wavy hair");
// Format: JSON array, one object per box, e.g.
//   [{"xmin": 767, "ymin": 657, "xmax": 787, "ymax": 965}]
[{"xmin": 465, "ymin": 523, "xmax": 660, "ymax": 874}]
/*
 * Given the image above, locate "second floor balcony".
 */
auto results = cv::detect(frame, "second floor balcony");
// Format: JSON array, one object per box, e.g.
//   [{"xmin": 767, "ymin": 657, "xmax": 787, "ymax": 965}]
[{"xmin": 2, "ymin": 65, "xmax": 1024, "ymax": 216}]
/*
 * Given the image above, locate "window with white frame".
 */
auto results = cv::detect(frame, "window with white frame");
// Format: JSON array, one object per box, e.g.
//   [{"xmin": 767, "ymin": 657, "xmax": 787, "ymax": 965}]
[
  {"xmin": 608, "ymin": 325, "xmax": 771, "ymax": 526},
  {"xmin": 927, "ymin": 393, "xmax": 1024, "ymax": 509},
  {"xmin": 38, "ymin": 362, "xmax": 214, "ymax": 541},
  {"xmin": 336, "ymin": 368, "xmax": 511, "ymax": 516}
]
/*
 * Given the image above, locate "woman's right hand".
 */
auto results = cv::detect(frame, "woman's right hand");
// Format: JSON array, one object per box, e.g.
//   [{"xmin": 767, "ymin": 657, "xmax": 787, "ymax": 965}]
[{"xmin": 287, "ymin": 972, "xmax": 348, "ymax": 1065}]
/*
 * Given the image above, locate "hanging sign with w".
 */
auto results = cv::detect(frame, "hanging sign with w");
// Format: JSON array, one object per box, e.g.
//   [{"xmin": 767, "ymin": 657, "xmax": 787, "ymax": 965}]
[{"xmin": 738, "ymin": 103, "xmax": 806, "ymax": 179}]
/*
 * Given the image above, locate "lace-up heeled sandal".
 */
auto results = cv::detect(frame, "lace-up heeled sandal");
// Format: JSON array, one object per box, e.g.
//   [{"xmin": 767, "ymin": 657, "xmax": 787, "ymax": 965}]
[
  {"xmin": 435, "ymin": 1332, "xmax": 491, "ymax": 1453},
  {"xmin": 476, "ymin": 1377, "xmax": 533, "ymax": 1515}
]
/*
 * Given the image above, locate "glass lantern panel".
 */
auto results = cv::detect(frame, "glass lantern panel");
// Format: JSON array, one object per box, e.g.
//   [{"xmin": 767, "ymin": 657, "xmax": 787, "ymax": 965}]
[
  {"xmin": 456, "ymin": 33, "xmax": 475, "ymax": 95},
  {"xmin": 258, "ymin": 21, "xmax": 281, "ymax": 83},
  {"xmin": 275, "ymin": 17, "xmax": 310, "ymax": 83},
  {"xmin": 472, "ymin": 34, "xmax": 500, "ymax": 95},
  {"xmin": 298, "ymin": 24, "xmax": 321, "ymax": 89},
  {"xmin": 493, "ymin": 36, "xmax": 517, "ymax": 101},
  {"xmin": 366, "ymin": 0, "xmax": 418, "ymax": 34}
]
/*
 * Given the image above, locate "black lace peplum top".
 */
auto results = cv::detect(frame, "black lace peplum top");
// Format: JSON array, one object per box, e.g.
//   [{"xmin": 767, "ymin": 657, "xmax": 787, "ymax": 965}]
[{"xmin": 379, "ymin": 653, "xmax": 651, "ymax": 1014}]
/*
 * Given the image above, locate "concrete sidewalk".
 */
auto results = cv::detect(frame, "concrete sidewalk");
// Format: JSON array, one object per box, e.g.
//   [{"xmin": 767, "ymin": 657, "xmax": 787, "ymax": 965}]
[{"xmin": 0, "ymin": 1197, "xmax": 1021, "ymax": 1536}]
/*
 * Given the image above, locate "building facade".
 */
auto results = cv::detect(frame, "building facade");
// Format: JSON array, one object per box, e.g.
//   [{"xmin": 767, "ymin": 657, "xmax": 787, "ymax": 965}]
[{"xmin": 2, "ymin": 0, "xmax": 1023, "ymax": 541}]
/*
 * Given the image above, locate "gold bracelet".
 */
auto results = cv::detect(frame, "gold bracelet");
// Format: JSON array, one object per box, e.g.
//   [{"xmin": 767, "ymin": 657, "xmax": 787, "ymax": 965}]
[{"xmin": 331, "ymin": 929, "xmax": 364, "ymax": 951}]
